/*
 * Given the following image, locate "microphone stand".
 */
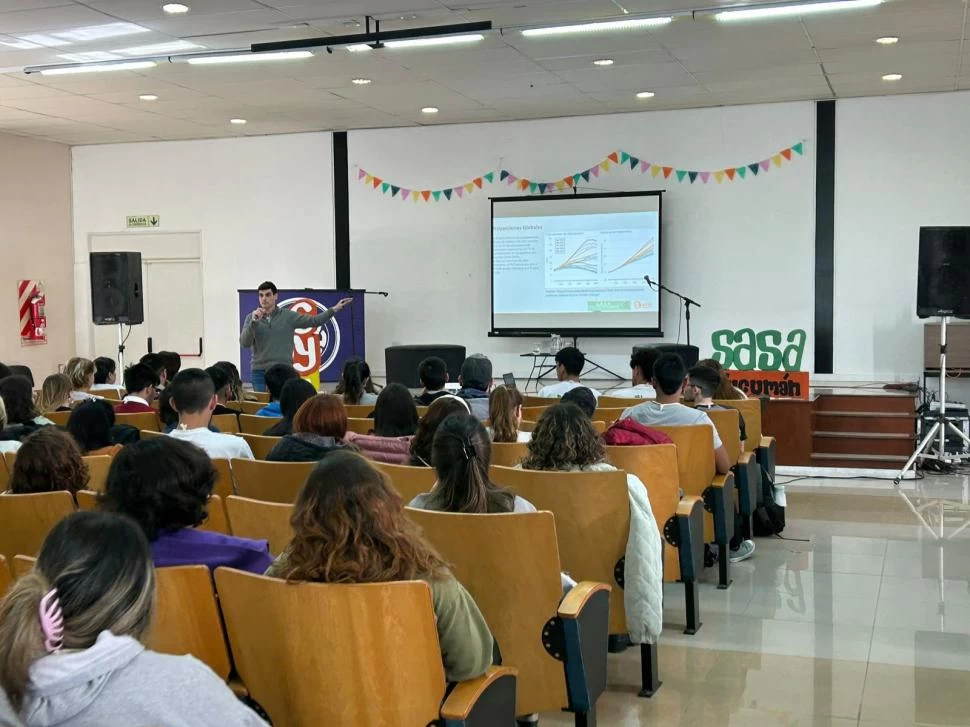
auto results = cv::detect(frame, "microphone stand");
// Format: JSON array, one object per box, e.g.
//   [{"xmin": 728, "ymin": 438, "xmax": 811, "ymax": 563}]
[{"xmin": 648, "ymin": 279, "xmax": 701, "ymax": 346}]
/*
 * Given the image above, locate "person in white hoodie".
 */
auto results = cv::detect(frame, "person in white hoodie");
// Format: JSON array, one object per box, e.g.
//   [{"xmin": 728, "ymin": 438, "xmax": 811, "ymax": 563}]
[{"xmin": 0, "ymin": 511, "xmax": 266, "ymax": 727}]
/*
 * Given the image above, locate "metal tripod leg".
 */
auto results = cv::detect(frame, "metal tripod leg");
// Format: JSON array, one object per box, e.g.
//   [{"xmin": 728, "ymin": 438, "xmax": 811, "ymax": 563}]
[{"xmin": 895, "ymin": 421, "xmax": 942, "ymax": 485}]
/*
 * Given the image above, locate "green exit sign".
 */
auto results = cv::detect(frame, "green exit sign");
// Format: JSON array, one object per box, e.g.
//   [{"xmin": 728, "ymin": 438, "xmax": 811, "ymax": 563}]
[{"xmin": 127, "ymin": 215, "xmax": 159, "ymax": 228}]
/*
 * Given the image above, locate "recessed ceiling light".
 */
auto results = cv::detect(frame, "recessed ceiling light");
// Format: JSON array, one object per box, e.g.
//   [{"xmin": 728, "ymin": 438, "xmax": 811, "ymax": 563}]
[
  {"xmin": 185, "ymin": 50, "xmax": 313, "ymax": 65},
  {"xmin": 230, "ymin": 118, "xmax": 247, "ymax": 124},
  {"xmin": 38, "ymin": 60, "xmax": 156, "ymax": 76},
  {"xmin": 139, "ymin": 94, "xmax": 158, "ymax": 101},
  {"xmin": 876, "ymin": 36, "xmax": 899, "ymax": 44},
  {"xmin": 882, "ymin": 73, "xmax": 902, "ymax": 81},
  {"xmin": 522, "ymin": 17, "xmax": 671, "ymax": 37},
  {"xmin": 162, "ymin": 3, "xmax": 190, "ymax": 14},
  {"xmin": 715, "ymin": 0, "xmax": 881, "ymax": 22},
  {"xmin": 421, "ymin": 106, "xmax": 439, "ymax": 114},
  {"xmin": 351, "ymin": 78, "xmax": 371, "ymax": 84},
  {"xmin": 636, "ymin": 91, "xmax": 655, "ymax": 99},
  {"xmin": 593, "ymin": 58, "xmax": 614, "ymax": 66}
]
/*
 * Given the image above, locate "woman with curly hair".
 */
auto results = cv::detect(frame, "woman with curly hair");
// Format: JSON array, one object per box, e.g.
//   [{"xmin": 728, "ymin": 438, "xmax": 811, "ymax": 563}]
[
  {"xmin": 407, "ymin": 395, "xmax": 470, "ymax": 466},
  {"xmin": 266, "ymin": 450, "xmax": 494, "ymax": 682},
  {"xmin": 10, "ymin": 428, "xmax": 89, "ymax": 496},
  {"xmin": 99, "ymin": 437, "xmax": 272, "ymax": 573}
]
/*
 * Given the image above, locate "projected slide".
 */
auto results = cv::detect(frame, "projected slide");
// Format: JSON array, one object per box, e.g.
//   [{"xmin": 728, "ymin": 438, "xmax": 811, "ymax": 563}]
[{"xmin": 492, "ymin": 193, "xmax": 662, "ymax": 334}]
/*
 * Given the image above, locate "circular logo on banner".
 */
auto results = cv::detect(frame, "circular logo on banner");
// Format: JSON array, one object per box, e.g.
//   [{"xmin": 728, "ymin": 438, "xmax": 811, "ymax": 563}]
[{"xmin": 279, "ymin": 297, "xmax": 341, "ymax": 377}]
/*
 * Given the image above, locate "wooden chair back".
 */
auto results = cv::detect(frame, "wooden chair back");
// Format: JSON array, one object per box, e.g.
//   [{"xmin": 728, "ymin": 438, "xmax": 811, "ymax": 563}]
[
  {"xmin": 250, "ymin": 391, "xmax": 271, "ymax": 404},
  {"xmin": 139, "ymin": 429, "xmax": 165, "ymax": 440},
  {"xmin": 2, "ymin": 451, "xmax": 13, "ymax": 473},
  {"xmin": 115, "ymin": 412, "xmax": 161, "ymax": 432},
  {"xmin": 82, "ymin": 455, "xmax": 112, "ymax": 493},
  {"xmin": 346, "ymin": 417, "xmax": 374, "ymax": 435},
  {"xmin": 211, "ymin": 459, "xmax": 234, "ymax": 500},
  {"xmin": 237, "ymin": 401, "xmax": 266, "ymax": 415},
  {"xmin": 343, "ymin": 404, "xmax": 374, "ymax": 418},
  {"xmin": 487, "ymin": 467, "xmax": 630, "ymax": 635},
  {"xmin": 489, "ymin": 441, "xmax": 528, "ymax": 468},
  {"xmin": 211, "ymin": 413, "xmax": 240, "ymax": 434},
  {"xmin": 370, "ymin": 461, "xmax": 436, "ymax": 503},
  {"xmin": 46, "ymin": 410, "xmax": 71, "ymax": 426},
  {"xmin": 226, "ymin": 496, "xmax": 293, "ymax": 555},
  {"xmin": 406, "ymin": 510, "xmax": 568, "ymax": 715},
  {"xmin": 239, "ymin": 414, "xmax": 280, "ymax": 435},
  {"xmin": 591, "ymin": 407, "xmax": 627, "ymax": 425},
  {"xmin": 519, "ymin": 420, "xmax": 537, "ymax": 433},
  {"xmin": 0, "ymin": 491, "xmax": 76, "ymax": 561},
  {"xmin": 592, "ymin": 420, "xmax": 606, "ymax": 434},
  {"xmin": 522, "ymin": 395, "xmax": 550, "ymax": 408},
  {"xmin": 230, "ymin": 459, "xmax": 312, "ymax": 504},
  {"xmin": 0, "ymin": 453, "xmax": 10, "ymax": 492},
  {"xmin": 215, "ymin": 570, "xmax": 448, "ymax": 727},
  {"xmin": 715, "ymin": 398, "xmax": 763, "ymax": 444},
  {"xmin": 225, "ymin": 400, "xmax": 243, "ymax": 412},
  {"xmin": 705, "ymin": 408, "xmax": 742, "ymax": 462},
  {"xmin": 75, "ymin": 489, "xmax": 98, "ymax": 511},
  {"xmin": 651, "ymin": 425, "xmax": 716, "ymax": 497},
  {"xmin": 596, "ymin": 396, "xmax": 645, "ymax": 409},
  {"xmin": 237, "ymin": 434, "xmax": 280, "ymax": 461},
  {"xmin": 12, "ymin": 555, "xmax": 35, "ymax": 578},
  {"xmin": 0, "ymin": 555, "xmax": 11, "ymax": 596},
  {"xmin": 99, "ymin": 388, "xmax": 122, "ymax": 401},
  {"xmin": 198, "ymin": 494, "xmax": 230, "ymax": 535},
  {"xmin": 148, "ymin": 565, "xmax": 232, "ymax": 680},
  {"xmin": 520, "ymin": 406, "xmax": 550, "ymax": 421}
]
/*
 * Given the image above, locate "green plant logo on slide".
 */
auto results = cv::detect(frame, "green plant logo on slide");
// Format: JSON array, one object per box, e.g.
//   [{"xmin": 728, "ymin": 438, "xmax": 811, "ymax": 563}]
[{"xmin": 710, "ymin": 328, "xmax": 807, "ymax": 371}]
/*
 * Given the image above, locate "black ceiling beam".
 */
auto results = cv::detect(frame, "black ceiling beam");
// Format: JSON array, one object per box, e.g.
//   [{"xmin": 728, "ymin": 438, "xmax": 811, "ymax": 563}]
[{"xmin": 251, "ymin": 20, "xmax": 493, "ymax": 53}]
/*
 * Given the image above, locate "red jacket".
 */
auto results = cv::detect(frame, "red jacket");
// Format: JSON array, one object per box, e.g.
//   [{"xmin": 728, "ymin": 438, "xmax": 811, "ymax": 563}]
[
  {"xmin": 114, "ymin": 400, "xmax": 155, "ymax": 414},
  {"xmin": 602, "ymin": 418, "xmax": 673, "ymax": 446}
]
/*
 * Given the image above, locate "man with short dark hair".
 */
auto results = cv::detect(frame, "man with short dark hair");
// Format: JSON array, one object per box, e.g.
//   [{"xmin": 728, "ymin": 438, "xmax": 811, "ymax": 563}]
[
  {"xmin": 166, "ymin": 369, "xmax": 253, "ymax": 460},
  {"xmin": 610, "ymin": 348, "xmax": 659, "ymax": 400},
  {"xmin": 414, "ymin": 356, "xmax": 450, "ymax": 406},
  {"xmin": 240, "ymin": 280, "xmax": 353, "ymax": 393},
  {"xmin": 205, "ymin": 365, "xmax": 238, "ymax": 417},
  {"xmin": 456, "ymin": 354, "xmax": 493, "ymax": 421},
  {"xmin": 115, "ymin": 364, "xmax": 159, "ymax": 413},
  {"xmin": 158, "ymin": 351, "xmax": 182, "ymax": 386},
  {"xmin": 537, "ymin": 346, "xmax": 601, "ymax": 399},
  {"xmin": 561, "ymin": 387, "xmax": 597, "ymax": 418},
  {"xmin": 91, "ymin": 356, "xmax": 123, "ymax": 392},
  {"xmin": 139, "ymin": 353, "xmax": 168, "ymax": 390},
  {"xmin": 686, "ymin": 366, "xmax": 747, "ymax": 446},
  {"xmin": 256, "ymin": 364, "xmax": 300, "ymax": 417}
]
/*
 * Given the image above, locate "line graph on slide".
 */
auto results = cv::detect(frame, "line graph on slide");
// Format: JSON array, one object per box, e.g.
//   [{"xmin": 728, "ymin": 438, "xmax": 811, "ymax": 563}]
[
  {"xmin": 546, "ymin": 230, "xmax": 656, "ymax": 291},
  {"xmin": 554, "ymin": 239, "xmax": 599, "ymax": 274}
]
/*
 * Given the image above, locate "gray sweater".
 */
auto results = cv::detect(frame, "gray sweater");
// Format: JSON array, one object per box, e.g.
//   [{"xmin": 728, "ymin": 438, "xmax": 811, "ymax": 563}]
[{"xmin": 239, "ymin": 306, "xmax": 336, "ymax": 370}]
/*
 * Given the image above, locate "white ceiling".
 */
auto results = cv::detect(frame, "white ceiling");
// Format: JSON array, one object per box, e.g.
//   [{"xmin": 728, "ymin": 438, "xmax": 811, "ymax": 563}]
[{"xmin": 0, "ymin": 0, "xmax": 964, "ymax": 144}]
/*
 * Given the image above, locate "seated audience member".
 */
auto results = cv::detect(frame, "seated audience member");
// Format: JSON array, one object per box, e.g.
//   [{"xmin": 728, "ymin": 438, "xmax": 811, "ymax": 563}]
[
  {"xmin": 67, "ymin": 400, "xmax": 123, "ymax": 457},
  {"xmin": 266, "ymin": 393, "xmax": 353, "ymax": 462},
  {"xmin": 213, "ymin": 360, "xmax": 245, "ymax": 402},
  {"xmin": 116, "ymin": 363, "xmax": 159, "ymax": 414},
  {"xmin": 336, "ymin": 358, "xmax": 378, "ymax": 405},
  {"xmin": 697, "ymin": 358, "xmax": 747, "ymax": 400},
  {"xmin": 205, "ymin": 365, "xmax": 242, "ymax": 418},
  {"xmin": 65, "ymin": 357, "xmax": 98, "ymax": 403},
  {"xmin": 686, "ymin": 365, "xmax": 748, "ymax": 447},
  {"xmin": 166, "ymin": 369, "xmax": 254, "ymax": 460},
  {"xmin": 139, "ymin": 353, "xmax": 168, "ymax": 390},
  {"xmin": 101, "ymin": 437, "xmax": 271, "ymax": 573},
  {"xmin": 158, "ymin": 351, "xmax": 182, "ymax": 387},
  {"xmin": 157, "ymin": 389, "xmax": 178, "ymax": 432},
  {"xmin": 0, "ymin": 399, "xmax": 22, "ymax": 453},
  {"xmin": 620, "ymin": 353, "xmax": 732, "ymax": 475},
  {"xmin": 455, "ymin": 354, "xmax": 493, "ymax": 421},
  {"xmin": 414, "ymin": 356, "xmax": 450, "ymax": 406},
  {"xmin": 537, "ymin": 347, "xmax": 602, "ymax": 399},
  {"xmin": 488, "ymin": 385, "xmax": 530, "ymax": 443},
  {"xmin": 519, "ymin": 403, "xmax": 663, "ymax": 644},
  {"xmin": 10, "ymin": 427, "xmax": 89, "ymax": 496},
  {"xmin": 0, "ymin": 512, "xmax": 268, "ymax": 727},
  {"xmin": 408, "ymin": 396, "xmax": 470, "ymax": 466},
  {"xmin": 560, "ymin": 386, "xmax": 597, "ymax": 419},
  {"xmin": 343, "ymin": 383, "xmax": 418, "ymax": 464},
  {"xmin": 0, "ymin": 375, "xmax": 53, "ymax": 438},
  {"xmin": 610, "ymin": 348, "xmax": 660, "ymax": 400},
  {"xmin": 91, "ymin": 356, "xmax": 123, "ymax": 392},
  {"xmin": 256, "ymin": 364, "xmax": 300, "ymax": 417},
  {"xmin": 262, "ymin": 378, "xmax": 316, "ymax": 437},
  {"xmin": 36, "ymin": 373, "xmax": 73, "ymax": 415},
  {"xmin": 0, "ymin": 362, "xmax": 11, "ymax": 381},
  {"xmin": 266, "ymin": 451, "xmax": 494, "ymax": 682}
]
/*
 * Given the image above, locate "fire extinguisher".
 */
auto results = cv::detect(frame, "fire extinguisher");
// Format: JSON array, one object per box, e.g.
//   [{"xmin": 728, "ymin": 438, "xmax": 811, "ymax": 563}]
[{"xmin": 28, "ymin": 293, "xmax": 46, "ymax": 341}]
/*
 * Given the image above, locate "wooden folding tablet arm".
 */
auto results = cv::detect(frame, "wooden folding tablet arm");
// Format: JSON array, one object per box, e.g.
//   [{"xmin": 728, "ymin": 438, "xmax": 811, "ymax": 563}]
[{"xmin": 439, "ymin": 665, "xmax": 518, "ymax": 727}]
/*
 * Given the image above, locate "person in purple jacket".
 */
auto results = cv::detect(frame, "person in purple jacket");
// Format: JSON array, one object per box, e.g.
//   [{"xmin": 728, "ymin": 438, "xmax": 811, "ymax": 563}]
[{"xmin": 99, "ymin": 437, "xmax": 273, "ymax": 573}]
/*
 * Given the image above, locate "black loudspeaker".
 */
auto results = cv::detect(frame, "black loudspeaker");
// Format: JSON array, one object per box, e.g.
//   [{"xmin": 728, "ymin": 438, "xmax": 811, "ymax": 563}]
[
  {"xmin": 90, "ymin": 252, "xmax": 144, "ymax": 325},
  {"xmin": 918, "ymin": 227, "xmax": 970, "ymax": 318},
  {"xmin": 632, "ymin": 343, "xmax": 699, "ymax": 368}
]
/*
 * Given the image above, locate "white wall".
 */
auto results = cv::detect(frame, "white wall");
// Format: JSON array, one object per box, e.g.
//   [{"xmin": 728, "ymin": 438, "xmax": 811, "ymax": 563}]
[
  {"xmin": 349, "ymin": 103, "xmax": 817, "ymax": 378},
  {"xmin": 835, "ymin": 90, "xmax": 970, "ymax": 379},
  {"xmin": 71, "ymin": 132, "xmax": 335, "ymax": 368}
]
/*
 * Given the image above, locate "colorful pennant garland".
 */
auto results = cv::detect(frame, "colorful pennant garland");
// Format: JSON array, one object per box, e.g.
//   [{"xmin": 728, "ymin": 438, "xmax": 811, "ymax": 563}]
[{"xmin": 355, "ymin": 142, "xmax": 804, "ymax": 201}]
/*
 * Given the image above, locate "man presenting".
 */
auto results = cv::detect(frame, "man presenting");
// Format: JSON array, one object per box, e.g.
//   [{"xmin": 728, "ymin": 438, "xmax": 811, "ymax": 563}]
[{"xmin": 239, "ymin": 281, "xmax": 352, "ymax": 392}]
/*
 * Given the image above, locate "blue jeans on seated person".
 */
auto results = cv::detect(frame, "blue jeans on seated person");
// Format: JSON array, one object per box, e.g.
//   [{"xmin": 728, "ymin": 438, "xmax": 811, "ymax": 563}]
[{"xmin": 251, "ymin": 368, "xmax": 266, "ymax": 393}]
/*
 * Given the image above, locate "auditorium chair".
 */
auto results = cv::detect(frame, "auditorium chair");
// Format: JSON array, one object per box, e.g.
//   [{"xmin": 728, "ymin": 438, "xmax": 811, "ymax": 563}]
[
  {"xmin": 239, "ymin": 414, "xmax": 280, "ymax": 435},
  {"xmin": 591, "ymin": 407, "xmax": 627, "ymax": 425},
  {"xmin": 652, "ymin": 425, "xmax": 736, "ymax": 589},
  {"xmin": 0, "ymin": 453, "xmax": 10, "ymax": 492},
  {"xmin": 211, "ymin": 413, "xmax": 241, "ymax": 434},
  {"xmin": 346, "ymin": 417, "xmax": 375, "ymax": 435},
  {"xmin": 75, "ymin": 490, "xmax": 97, "ymax": 512},
  {"xmin": 602, "ymin": 445, "xmax": 705, "ymax": 634},
  {"xmin": 521, "ymin": 405, "xmax": 551, "ymax": 421},
  {"xmin": 489, "ymin": 441, "xmax": 528, "ymax": 468},
  {"xmin": 250, "ymin": 391, "xmax": 271, "ymax": 404},
  {"xmin": 115, "ymin": 412, "xmax": 161, "ymax": 432},
  {"xmin": 230, "ymin": 459, "xmax": 312, "ymax": 503},
  {"xmin": 212, "ymin": 459, "xmax": 235, "ymax": 500},
  {"xmin": 0, "ymin": 556, "xmax": 11, "ymax": 596},
  {"xmin": 519, "ymin": 420, "xmax": 537, "ymax": 433},
  {"xmin": 215, "ymin": 570, "xmax": 517, "ymax": 727},
  {"xmin": 237, "ymin": 401, "xmax": 266, "ymax": 415},
  {"xmin": 343, "ymin": 404, "xmax": 375, "ymax": 418},
  {"xmin": 237, "ymin": 433, "xmax": 279, "ymax": 460},
  {"xmin": 12, "ymin": 555, "xmax": 34, "ymax": 578},
  {"xmin": 99, "ymin": 388, "xmax": 121, "ymax": 401},
  {"xmin": 82, "ymin": 455, "xmax": 112, "ymax": 493},
  {"xmin": 704, "ymin": 409, "xmax": 760, "ymax": 540},
  {"xmin": 138, "ymin": 429, "xmax": 165, "ymax": 440},
  {"xmin": 45, "ymin": 410, "xmax": 71, "ymax": 426},
  {"xmin": 371, "ymin": 461, "xmax": 436, "ymax": 503},
  {"xmin": 592, "ymin": 421, "xmax": 607, "ymax": 434},
  {"xmin": 0, "ymin": 491, "xmax": 76, "ymax": 561},
  {"xmin": 596, "ymin": 396, "xmax": 644, "ymax": 409},
  {"xmin": 522, "ymin": 395, "xmax": 551, "ymax": 408},
  {"xmin": 486, "ymin": 467, "xmax": 669, "ymax": 696},
  {"xmin": 406, "ymin": 510, "xmax": 609, "ymax": 722},
  {"xmin": 715, "ymin": 398, "xmax": 776, "ymax": 486},
  {"xmin": 226, "ymin": 496, "xmax": 293, "ymax": 556},
  {"xmin": 197, "ymin": 495, "xmax": 230, "ymax": 535}
]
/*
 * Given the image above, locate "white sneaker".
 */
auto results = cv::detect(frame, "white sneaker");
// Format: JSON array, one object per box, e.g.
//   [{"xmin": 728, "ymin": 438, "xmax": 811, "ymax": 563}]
[{"xmin": 729, "ymin": 539, "xmax": 756, "ymax": 563}]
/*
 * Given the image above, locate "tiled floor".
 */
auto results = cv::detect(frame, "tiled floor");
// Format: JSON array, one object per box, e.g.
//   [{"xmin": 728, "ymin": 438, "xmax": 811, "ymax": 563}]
[{"xmin": 539, "ymin": 474, "xmax": 970, "ymax": 726}]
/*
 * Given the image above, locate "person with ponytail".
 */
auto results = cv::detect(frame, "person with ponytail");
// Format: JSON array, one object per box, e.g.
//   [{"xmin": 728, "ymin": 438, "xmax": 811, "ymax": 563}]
[
  {"xmin": 335, "ymin": 358, "xmax": 378, "ymax": 406},
  {"xmin": 0, "ymin": 511, "xmax": 267, "ymax": 726},
  {"xmin": 407, "ymin": 395, "xmax": 470, "ymax": 466},
  {"xmin": 487, "ymin": 385, "xmax": 530, "ymax": 443}
]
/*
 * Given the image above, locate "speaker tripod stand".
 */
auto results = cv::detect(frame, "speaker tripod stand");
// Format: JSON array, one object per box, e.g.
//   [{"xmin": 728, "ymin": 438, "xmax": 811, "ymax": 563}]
[
  {"xmin": 116, "ymin": 323, "xmax": 130, "ymax": 373},
  {"xmin": 894, "ymin": 315, "xmax": 970, "ymax": 484}
]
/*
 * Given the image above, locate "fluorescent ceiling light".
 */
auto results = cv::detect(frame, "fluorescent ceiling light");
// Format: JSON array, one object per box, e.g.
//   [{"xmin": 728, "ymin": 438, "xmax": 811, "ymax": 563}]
[
  {"xmin": 384, "ymin": 33, "xmax": 484, "ymax": 48},
  {"xmin": 185, "ymin": 50, "xmax": 312, "ymax": 64},
  {"xmin": 351, "ymin": 78, "xmax": 371, "ymax": 84},
  {"xmin": 58, "ymin": 51, "xmax": 122, "ymax": 62},
  {"xmin": 715, "ymin": 0, "xmax": 881, "ymax": 22},
  {"xmin": 876, "ymin": 36, "xmax": 899, "ymax": 44},
  {"xmin": 522, "ymin": 17, "xmax": 671, "ymax": 37},
  {"xmin": 636, "ymin": 91, "xmax": 655, "ymax": 98},
  {"xmin": 39, "ymin": 60, "xmax": 156, "ymax": 75},
  {"xmin": 593, "ymin": 58, "xmax": 614, "ymax": 66},
  {"xmin": 163, "ymin": 3, "xmax": 190, "ymax": 13},
  {"xmin": 16, "ymin": 33, "xmax": 71, "ymax": 47},
  {"xmin": 139, "ymin": 94, "xmax": 158, "ymax": 101},
  {"xmin": 882, "ymin": 73, "xmax": 902, "ymax": 81},
  {"xmin": 114, "ymin": 40, "xmax": 202, "ymax": 56},
  {"xmin": 230, "ymin": 118, "xmax": 247, "ymax": 124},
  {"xmin": 55, "ymin": 23, "xmax": 150, "ymax": 42},
  {"xmin": 345, "ymin": 44, "xmax": 371, "ymax": 52},
  {"xmin": 421, "ymin": 106, "xmax": 439, "ymax": 113}
]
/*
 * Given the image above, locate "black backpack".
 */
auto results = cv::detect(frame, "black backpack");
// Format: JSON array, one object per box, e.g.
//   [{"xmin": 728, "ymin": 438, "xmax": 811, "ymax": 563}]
[{"xmin": 752, "ymin": 462, "xmax": 785, "ymax": 536}]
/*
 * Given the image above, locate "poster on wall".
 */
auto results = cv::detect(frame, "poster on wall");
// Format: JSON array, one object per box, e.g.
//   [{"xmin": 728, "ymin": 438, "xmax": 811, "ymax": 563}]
[
  {"xmin": 18, "ymin": 280, "xmax": 47, "ymax": 347},
  {"xmin": 712, "ymin": 327, "xmax": 809, "ymax": 399},
  {"xmin": 237, "ymin": 289, "xmax": 365, "ymax": 387}
]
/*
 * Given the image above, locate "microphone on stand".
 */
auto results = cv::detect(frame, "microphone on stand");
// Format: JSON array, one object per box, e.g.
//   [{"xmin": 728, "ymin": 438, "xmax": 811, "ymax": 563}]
[{"xmin": 644, "ymin": 275, "xmax": 656, "ymax": 289}]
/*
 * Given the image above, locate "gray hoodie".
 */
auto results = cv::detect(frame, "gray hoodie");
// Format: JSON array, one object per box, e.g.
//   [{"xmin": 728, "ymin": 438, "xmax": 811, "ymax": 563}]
[
  {"xmin": 239, "ymin": 306, "xmax": 336, "ymax": 371},
  {"xmin": 0, "ymin": 632, "xmax": 266, "ymax": 727}
]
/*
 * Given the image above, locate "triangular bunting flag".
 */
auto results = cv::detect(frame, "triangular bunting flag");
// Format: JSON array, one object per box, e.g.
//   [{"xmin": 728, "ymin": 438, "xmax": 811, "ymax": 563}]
[
  {"xmin": 793, "ymin": 142, "xmax": 804, "ymax": 155},
  {"xmin": 651, "ymin": 165, "xmax": 661, "ymax": 178},
  {"xmin": 484, "ymin": 172, "xmax": 494, "ymax": 183},
  {"xmin": 401, "ymin": 189, "xmax": 410, "ymax": 200},
  {"xmin": 573, "ymin": 173, "xmax": 581, "ymax": 184},
  {"xmin": 640, "ymin": 161, "xmax": 650, "ymax": 173},
  {"xmin": 500, "ymin": 170, "xmax": 509, "ymax": 181},
  {"xmin": 662, "ymin": 167, "xmax": 673, "ymax": 179},
  {"xmin": 391, "ymin": 185, "xmax": 400, "ymax": 197},
  {"xmin": 506, "ymin": 177, "xmax": 515, "ymax": 186},
  {"xmin": 736, "ymin": 167, "xmax": 746, "ymax": 179},
  {"xmin": 620, "ymin": 152, "xmax": 630, "ymax": 164},
  {"xmin": 433, "ymin": 190, "xmax": 441, "ymax": 201},
  {"xmin": 772, "ymin": 154, "xmax": 783, "ymax": 167},
  {"xmin": 748, "ymin": 163, "xmax": 759, "ymax": 175},
  {"xmin": 700, "ymin": 171, "xmax": 710, "ymax": 184},
  {"xmin": 473, "ymin": 178, "xmax": 483, "ymax": 189},
  {"xmin": 381, "ymin": 182, "xmax": 389, "ymax": 194},
  {"xmin": 372, "ymin": 177, "xmax": 382, "ymax": 189},
  {"xmin": 455, "ymin": 187, "xmax": 464, "ymax": 198},
  {"xmin": 759, "ymin": 160, "xmax": 770, "ymax": 171},
  {"xmin": 413, "ymin": 193, "xmax": 420, "ymax": 203},
  {"xmin": 725, "ymin": 169, "xmax": 736, "ymax": 181},
  {"xmin": 358, "ymin": 169, "xmax": 366, "ymax": 180},
  {"xmin": 519, "ymin": 179, "xmax": 529, "ymax": 190},
  {"xmin": 364, "ymin": 174, "xmax": 373, "ymax": 184},
  {"xmin": 508, "ymin": 174, "xmax": 518, "ymax": 183},
  {"xmin": 608, "ymin": 152, "xmax": 619, "ymax": 163},
  {"xmin": 590, "ymin": 166, "xmax": 600, "ymax": 178},
  {"xmin": 529, "ymin": 182, "xmax": 538, "ymax": 193},
  {"xmin": 539, "ymin": 183, "xmax": 547, "ymax": 193},
  {"xmin": 781, "ymin": 148, "xmax": 792, "ymax": 161},
  {"xmin": 581, "ymin": 171, "xmax": 590, "ymax": 182},
  {"xmin": 600, "ymin": 160, "xmax": 610, "ymax": 171},
  {"xmin": 714, "ymin": 171, "xmax": 725, "ymax": 184},
  {"xmin": 629, "ymin": 156, "xmax": 639, "ymax": 169},
  {"xmin": 688, "ymin": 171, "xmax": 698, "ymax": 183},
  {"xmin": 556, "ymin": 181, "xmax": 566, "ymax": 191},
  {"xmin": 443, "ymin": 188, "xmax": 453, "ymax": 200},
  {"xmin": 421, "ymin": 190, "xmax": 431, "ymax": 201},
  {"xmin": 464, "ymin": 183, "xmax": 474, "ymax": 193},
  {"xmin": 676, "ymin": 170, "xmax": 687, "ymax": 182},
  {"xmin": 564, "ymin": 177, "xmax": 574, "ymax": 187}
]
